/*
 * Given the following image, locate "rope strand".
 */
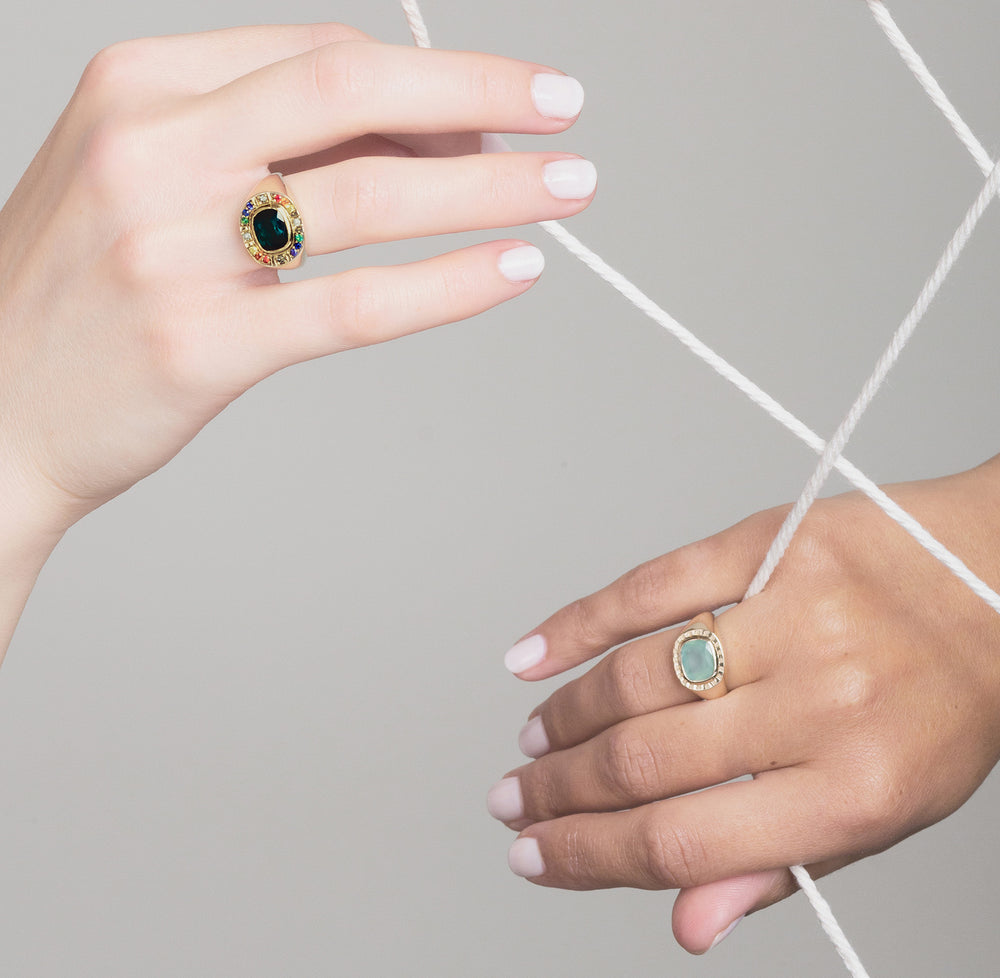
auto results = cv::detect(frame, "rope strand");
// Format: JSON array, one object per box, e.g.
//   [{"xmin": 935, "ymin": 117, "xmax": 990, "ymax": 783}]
[{"xmin": 400, "ymin": 3, "xmax": 1000, "ymax": 975}]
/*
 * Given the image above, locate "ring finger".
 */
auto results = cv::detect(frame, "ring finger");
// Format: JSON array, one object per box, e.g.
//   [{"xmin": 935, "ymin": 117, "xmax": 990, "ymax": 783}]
[{"xmin": 520, "ymin": 597, "xmax": 772, "ymax": 758}]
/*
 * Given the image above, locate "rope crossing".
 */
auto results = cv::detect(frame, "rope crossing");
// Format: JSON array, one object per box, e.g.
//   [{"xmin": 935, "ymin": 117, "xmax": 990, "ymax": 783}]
[{"xmin": 398, "ymin": 2, "xmax": 999, "ymax": 974}]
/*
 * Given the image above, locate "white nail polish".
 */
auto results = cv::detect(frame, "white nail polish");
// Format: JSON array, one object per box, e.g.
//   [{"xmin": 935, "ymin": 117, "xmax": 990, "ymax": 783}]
[
  {"xmin": 481, "ymin": 132, "xmax": 513, "ymax": 154},
  {"xmin": 486, "ymin": 777, "xmax": 524, "ymax": 821},
  {"xmin": 498, "ymin": 245, "xmax": 545, "ymax": 283},
  {"xmin": 504, "ymin": 634, "xmax": 547, "ymax": 674},
  {"xmin": 531, "ymin": 74, "xmax": 585, "ymax": 120},
  {"xmin": 709, "ymin": 915, "xmax": 745, "ymax": 950},
  {"xmin": 543, "ymin": 159, "xmax": 598, "ymax": 200},
  {"xmin": 508, "ymin": 837, "xmax": 545, "ymax": 878},
  {"xmin": 518, "ymin": 716, "xmax": 550, "ymax": 758}
]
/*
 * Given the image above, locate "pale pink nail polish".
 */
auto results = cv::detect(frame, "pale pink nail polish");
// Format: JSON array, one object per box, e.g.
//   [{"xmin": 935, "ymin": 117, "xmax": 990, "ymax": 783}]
[
  {"xmin": 504, "ymin": 634, "xmax": 547, "ymax": 674},
  {"xmin": 531, "ymin": 74, "xmax": 585, "ymax": 120},
  {"xmin": 508, "ymin": 837, "xmax": 545, "ymax": 878},
  {"xmin": 486, "ymin": 777, "xmax": 524, "ymax": 821},
  {"xmin": 518, "ymin": 716, "xmax": 550, "ymax": 758},
  {"xmin": 709, "ymin": 915, "xmax": 744, "ymax": 950},
  {"xmin": 498, "ymin": 245, "xmax": 545, "ymax": 284}
]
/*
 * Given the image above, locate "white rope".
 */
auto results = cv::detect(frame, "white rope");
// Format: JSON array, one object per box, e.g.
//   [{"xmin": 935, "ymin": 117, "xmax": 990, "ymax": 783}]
[
  {"xmin": 534, "ymin": 223, "xmax": 1000, "ymax": 617},
  {"xmin": 866, "ymin": 0, "xmax": 995, "ymax": 179},
  {"xmin": 399, "ymin": 0, "xmax": 432, "ymax": 49},
  {"xmin": 745, "ymin": 156, "xmax": 1000, "ymax": 600},
  {"xmin": 789, "ymin": 865, "xmax": 871, "ymax": 978},
  {"xmin": 399, "ymin": 3, "xmax": 1000, "ymax": 975}
]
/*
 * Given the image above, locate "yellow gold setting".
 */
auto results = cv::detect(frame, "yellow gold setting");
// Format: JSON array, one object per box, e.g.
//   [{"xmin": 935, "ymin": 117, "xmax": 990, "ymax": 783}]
[
  {"xmin": 672, "ymin": 624, "xmax": 726, "ymax": 694},
  {"xmin": 240, "ymin": 190, "xmax": 305, "ymax": 267}
]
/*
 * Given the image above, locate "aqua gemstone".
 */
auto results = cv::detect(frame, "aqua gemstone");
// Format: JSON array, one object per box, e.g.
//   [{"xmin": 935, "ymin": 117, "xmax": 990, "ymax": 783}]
[
  {"xmin": 252, "ymin": 208, "xmax": 290, "ymax": 252},
  {"xmin": 680, "ymin": 638, "xmax": 717, "ymax": 683}
]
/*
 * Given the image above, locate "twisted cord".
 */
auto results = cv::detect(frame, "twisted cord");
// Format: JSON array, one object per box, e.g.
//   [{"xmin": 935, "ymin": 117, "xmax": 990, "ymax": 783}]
[
  {"xmin": 400, "ymin": 4, "xmax": 1000, "ymax": 975},
  {"xmin": 866, "ymin": 1, "xmax": 995, "ymax": 178},
  {"xmin": 745, "ymin": 156, "xmax": 1000, "ymax": 600},
  {"xmin": 399, "ymin": 0, "xmax": 431, "ymax": 49}
]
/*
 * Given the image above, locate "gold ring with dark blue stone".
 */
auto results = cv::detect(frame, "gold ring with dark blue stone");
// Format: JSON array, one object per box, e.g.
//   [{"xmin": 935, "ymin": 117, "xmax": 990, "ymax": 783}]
[
  {"xmin": 240, "ymin": 177, "xmax": 305, "ymax": 268},
  {"xmin": 673, "ymin": 612, "xmax": 728, "ymax": 699}
]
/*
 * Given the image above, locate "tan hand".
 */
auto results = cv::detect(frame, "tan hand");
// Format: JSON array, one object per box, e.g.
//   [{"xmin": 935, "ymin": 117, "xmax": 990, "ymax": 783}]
[{"xmin": 490, "ymin": 457, "xmax": 1000, "ymax": 953}]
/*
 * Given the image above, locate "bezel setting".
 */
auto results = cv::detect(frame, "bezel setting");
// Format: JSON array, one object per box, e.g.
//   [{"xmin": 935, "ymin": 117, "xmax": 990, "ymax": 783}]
[
  {"xmin": 241, "ymin": 191, "xmax": 305, "ymax": 267},
  {"xmin": 672, "ymin": 625, "xmax": 726, "ymax": 692}
]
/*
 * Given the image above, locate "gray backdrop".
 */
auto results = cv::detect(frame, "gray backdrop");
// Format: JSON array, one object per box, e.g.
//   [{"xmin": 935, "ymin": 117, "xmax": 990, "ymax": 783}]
[{"xmin": 3, "ymin": 1, "xmax": 999, "ymax": 975}]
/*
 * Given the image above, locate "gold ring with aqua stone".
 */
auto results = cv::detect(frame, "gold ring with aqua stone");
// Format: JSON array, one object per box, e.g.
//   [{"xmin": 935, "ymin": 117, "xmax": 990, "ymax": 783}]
[
  {"xmin": 240, "ymin": 175, "xmax": 305, "ymax": 268},
  {"xmin": 673, "ymin": 612, "xmax": 728, "ymax": 700}
]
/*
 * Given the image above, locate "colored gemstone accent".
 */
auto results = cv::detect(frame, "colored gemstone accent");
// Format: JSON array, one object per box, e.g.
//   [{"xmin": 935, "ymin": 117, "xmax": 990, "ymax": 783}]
[
  {"xmin": 679, "ymin": 638, "xmax": 717, "ymax": 684},
  {"xmin": 252, "ymin": 208, "xmax": 290, "ymax": 252}
]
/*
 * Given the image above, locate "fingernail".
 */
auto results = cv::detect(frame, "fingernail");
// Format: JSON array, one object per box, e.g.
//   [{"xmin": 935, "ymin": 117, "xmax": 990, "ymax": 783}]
[
  {"xmin": 531, "ymin": 73, "xmax": 585, "ymax": 120},
  {"xmin": 709, "ymin": 915, "xmax": 744, "ymax": 951},
  {"xmin": 481, "ymin": 132, "xmax": 513, "ymax": 154},
  {"xmin": 498, "ymin": 245, "xmax": 545, "ymax": 283},
  {"xmin": 543, "ymin": 159, "xmax": 598, "ymax": 200},
  {"xmin": 486, "ymin": 776, "xmax": 524, "ymax": 821},
  {"xmin": 508, "ymin": 836, "xmax": 545, "ymax": 878},
  {"xmin": 504, "ymin": 634, "xmax": 547, "ymax": 674},
  {"xmin": 518, "ymin": 715, "xmax": 550, "ymax": 758}
]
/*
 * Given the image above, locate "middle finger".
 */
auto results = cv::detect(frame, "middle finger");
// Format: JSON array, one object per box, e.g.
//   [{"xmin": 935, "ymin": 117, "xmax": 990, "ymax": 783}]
[
  {"xmin": 490, "ymin": 680, "xmax": 807, "ymax": 825},
  {"xmin": 283, "ymin": 151, "xmax": 596, "ymax": 257}
]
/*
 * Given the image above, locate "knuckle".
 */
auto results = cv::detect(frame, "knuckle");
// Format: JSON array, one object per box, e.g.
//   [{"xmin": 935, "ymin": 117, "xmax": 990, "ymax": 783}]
[
  {"xmin": 331, "ymin": 269, "xmax": 383, "ymax": 348},
  {"xmin": 820, "ymin": 656, "xmax": 881, "ymax": 723},
  {"xmin": 79, "ymin": 40, "xmax": 151, "ymax": 101},
  {"xmin": 437, "ymin": 259, "xmax": 475, "ymax": 310},
  {"xmin": 601, "ymin": 726, "xmax": 663, "ymax": 799},
  {"xmin": 561, "ymin": 822, "xmax": 591, "ymax": 886},
  {"xmin": 480, "ymin": 161, "xmax": 520, "ymax": 209},
  {"xmin": 564, "ymin": 596, "xmax": 604, "ymax": 649},
  {"xmin": 606, "ymin": 651, "xmax": 656, "ymax": 716},
  {"xmin": 464, "ymin": 61, "xmax": 502, "ymax": 110},
  {"xmin": 331, "ymin": 168, "xmax": 390, "ymax": 238},
  {"xmin": 309, "ymin": 23, "xmax": 372, "ymax": 46},
  {"xmin": 79, "ymin": 112, "xmax": 167, "ymax": 201},
  {"xmin": 308, "ymin": 41, "xmax": 375, "ymax": 112},
  {"xmin": 617, "ymin": 559, "xmax": 668, "ymax": 622},
  {"xmin": 640, "ymin": 816, "xmax": 704, "ymax": 889},
  {"xmin": 107, "ymin": 226, "xmax": 162, "ymax": 292},
  {"xmin": 844, "ymin": 761, "xmax": 910, "ymax": 841},
  {"xmin": 783, "ymin": 508, "xmax": 854, "ymax": 582}
]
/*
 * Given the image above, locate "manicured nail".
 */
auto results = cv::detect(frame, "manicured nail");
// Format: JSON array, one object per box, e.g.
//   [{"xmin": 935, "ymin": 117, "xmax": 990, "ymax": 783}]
[
  {"xmin": 531, "ymin": 73, "xmax": 585, "ymax": 120},
  {"xmin": 486, "ymin": 777, "xmax": 524, "ymax": 821},
  {"xmin": 508, "ymin": 837, "xmax": 545, "ymax": 878},
  {"xmin": 481, "ymin": 132, "xmax": 513, "ymax": 154},
  {"xmin": 498, "ymin": 245, "xmax": 545, "ymax": 283},
  {"xmin": 518, "ymin": 715, "xmax": 550, "ymax": 758},
  {"xmin": 543, "ymin": 159, "xmax": 598, "ymax": 200},
  {"xmin": 709, "ymin": 915, "xmax": 744, "ymax": 951},
  {"xmin": 504, "ymin": 634, "xmax": 547, "ymax": 674}
]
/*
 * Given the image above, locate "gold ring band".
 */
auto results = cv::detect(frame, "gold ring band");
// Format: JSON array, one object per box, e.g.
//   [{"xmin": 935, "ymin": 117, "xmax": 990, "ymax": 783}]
[
  {"xmin": 240, "ymin": 175, "xmax": 305, "ymax": 268},
  {"xmin": 673, "ymin": 612, "xmax": 728, "ymax": 700}
]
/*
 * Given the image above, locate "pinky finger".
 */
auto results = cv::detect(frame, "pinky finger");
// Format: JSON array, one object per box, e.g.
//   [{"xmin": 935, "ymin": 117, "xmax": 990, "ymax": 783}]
[{"xmin": 231, "ymin": 239, "xmax": 545, "ymax": 383}]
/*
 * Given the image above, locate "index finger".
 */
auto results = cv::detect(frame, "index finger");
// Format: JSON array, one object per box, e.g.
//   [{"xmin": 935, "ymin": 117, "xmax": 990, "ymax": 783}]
[
  {"xmin": 503, "ymin": 507, "xmax": 788, "ymax": 680},
  {"xmin": 197, "ymin": 41, "xmax": 585, "ymax": 165}
]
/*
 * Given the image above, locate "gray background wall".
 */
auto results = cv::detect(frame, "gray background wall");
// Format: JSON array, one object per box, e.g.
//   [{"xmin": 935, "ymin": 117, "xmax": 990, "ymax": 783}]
[{"xmin": 3, "ymin": 1, "xmax": 999, "ymax": 975}]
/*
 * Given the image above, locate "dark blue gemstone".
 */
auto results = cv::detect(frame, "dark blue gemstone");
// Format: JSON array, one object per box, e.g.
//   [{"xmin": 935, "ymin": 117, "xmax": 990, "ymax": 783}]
[{"xmin": 252, "ymin": 208, "xmax": 289, "ymax": 252}]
